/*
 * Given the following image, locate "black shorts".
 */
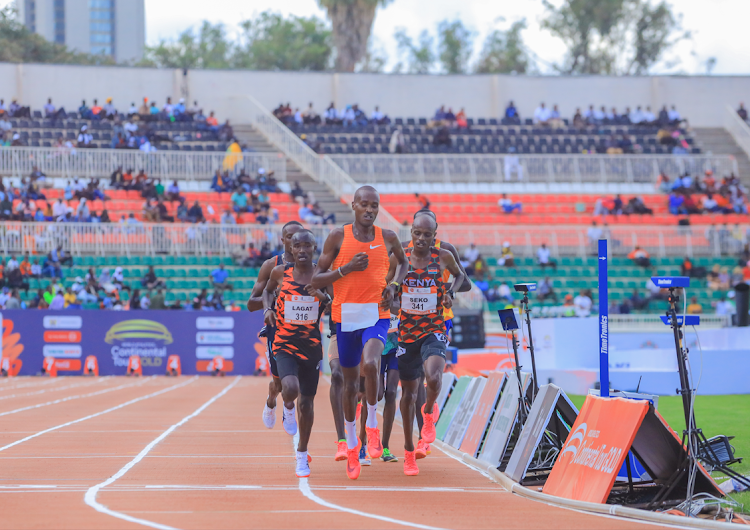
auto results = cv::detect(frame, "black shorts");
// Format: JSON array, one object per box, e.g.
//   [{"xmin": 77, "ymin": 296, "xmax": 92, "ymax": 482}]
[
  {"xmin": 263, "ymin": 325, "xmax": 279, "ymax": 378},
  {"xmin": 275, "ymin": 351, "xmax": 321, "ymax": 397},
  {"xmin": 397, "ymin": 333, "xmax": 448, "ymax": 382}
]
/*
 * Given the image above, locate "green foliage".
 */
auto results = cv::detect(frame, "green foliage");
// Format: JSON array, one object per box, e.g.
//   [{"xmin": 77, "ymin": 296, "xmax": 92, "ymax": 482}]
[
  {"xmin": 541, "ymin": 0, "xmax": 687, "ymax": 75},
  {"xmin": 437, "ymin": 20, "xmax": 475, "ymax": 74},
  {"xmin": 475, "ymin": 20, "xmax": 532, "ymax": 74},
  {"xmin": 0, "ymin": 5, "xmax": 115, "ymax": 65},
  {"xmin": 394, "ymin": 28, "xmax": 435, "ymax": 74}
]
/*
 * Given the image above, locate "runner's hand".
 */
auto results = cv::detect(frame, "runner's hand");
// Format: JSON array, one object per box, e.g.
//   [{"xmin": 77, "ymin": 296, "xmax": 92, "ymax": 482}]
[
  {"xmin": 442, "ymin": 293, "xmax": 453, "ymax": 309},
  {"xmin": 264, "ymin": 310, "xmax": 276, "ymax": 327},
  {"xmin": 304, "ymin": 284, "xmax": 319, "ymax": 298},
  {"xmin": 381, "ymin": 284, "xmax": 397, "ymax": 308},
  {"xmin": 344, "ymin": 252, "xmax": 369, "ymax": 273}
]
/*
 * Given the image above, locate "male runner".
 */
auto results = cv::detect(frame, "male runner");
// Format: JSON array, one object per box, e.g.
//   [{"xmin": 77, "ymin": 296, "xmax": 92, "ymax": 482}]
[
  {"xmin": 389, "ymin": 214, "xmax": 465, "ymax": 475},
  {"xmin": 327, "ymin": 318, "xmax": 348, "ymax": 461},
  {"xmin": 247, "ymin": 220, "xmax": 303, "ymax": 429},
  {"xmin": 262, "ymin": 230, "xmax": 330, "ymax": 478},
  {"xmin": 312, "ymin": 185, "xmax": 408, "ymax": 480},
  {"xmin": 406, "ymin": 210, "xmax": 472, "ymax": 458}
]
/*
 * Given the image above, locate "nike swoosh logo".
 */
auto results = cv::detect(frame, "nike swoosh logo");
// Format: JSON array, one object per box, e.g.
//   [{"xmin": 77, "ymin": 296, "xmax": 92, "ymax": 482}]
[{"xmin": 370, "ymin": 245, "xmax": 382, "ymax": 249}]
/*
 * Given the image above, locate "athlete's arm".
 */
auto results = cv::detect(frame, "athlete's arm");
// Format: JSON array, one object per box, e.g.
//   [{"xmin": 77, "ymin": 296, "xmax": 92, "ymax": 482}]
[
  {"xmin": 261, "ymin": 265, "xmax": 284, "ymax": 327},
  {"xmin": 385, "ymin": 252, "xmax": 398, "ymax": 283},
  {"xmin": 310, "ymin": 228, "xmax": 368, "ymax": 289},
  {"xmin": 381, "ymin": 230, "xmax": 408, "ymax": 307},
  {"xmin": 440, "ymin": 241, "xmax": 472, "ymax": 293},
  {"xmin": 439, "ymin": 249, "xmax": 466, "ymax": 310},
  {"xmin": 246, "ymin": 258, "xmax": 276, "ymax": 312}
]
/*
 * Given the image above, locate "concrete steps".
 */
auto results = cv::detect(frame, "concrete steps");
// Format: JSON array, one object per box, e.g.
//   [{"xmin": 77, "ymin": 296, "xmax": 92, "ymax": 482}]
[{"xmin": 693, "ymin": 127, "xmax": 750, "ymax": 180}]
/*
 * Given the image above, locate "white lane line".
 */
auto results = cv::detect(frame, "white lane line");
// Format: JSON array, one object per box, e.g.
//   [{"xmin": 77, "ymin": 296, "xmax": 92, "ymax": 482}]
[
  {"xmin": 0, "ymin": 377, "xmax": 113, "ymax": 401},
  {"xmin": 291, "ymin": 431, "xmax": 449, "ymax": 530},
  {"xmin": 0, "ymin": 378, "xmax": 151, "ymax": 417},
  {"xmin": 0, "ymin": 377, "xmax": 197, "ymax": 453},
  {"xmin": 84, "ymin": 376, "xmax": 241, "ymax": 530}
]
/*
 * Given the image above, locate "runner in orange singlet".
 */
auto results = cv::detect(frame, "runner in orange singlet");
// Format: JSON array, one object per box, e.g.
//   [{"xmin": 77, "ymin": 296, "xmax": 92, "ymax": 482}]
[{"xmin": 311, "ymin": 186, "xmax": 408, "ymax": 480}]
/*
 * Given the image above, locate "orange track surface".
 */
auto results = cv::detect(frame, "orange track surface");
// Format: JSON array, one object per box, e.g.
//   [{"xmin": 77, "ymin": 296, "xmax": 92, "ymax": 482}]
[{"xmin": 0, "ymin": 376, "xmax": 671, "ymax": 530}]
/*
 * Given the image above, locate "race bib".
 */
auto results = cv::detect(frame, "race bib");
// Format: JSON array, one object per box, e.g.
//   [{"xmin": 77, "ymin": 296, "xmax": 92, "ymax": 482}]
[
  {"xmin": 284, "ymin": 295, "xmax": 319, "ymax": 325},
  {"xmin": 340, "ymin": 303, "xmax": 379, "ymax": 332},
  {"xmin": 402, "ymin": 287, "xmax": 437, "ymax": 315},
  {"xmin": 388, "ymin": 313, "xmax": 400, "ymax": 333}
]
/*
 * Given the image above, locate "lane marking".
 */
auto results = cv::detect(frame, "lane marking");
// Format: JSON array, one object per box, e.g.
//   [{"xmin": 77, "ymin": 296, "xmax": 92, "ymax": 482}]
[
  {"xmin": 0, "ymin": 378, "xmax": 67, "ymax": 392},
  {"xmin": 0, "ymin": 378, "xmax": 114, "ymax": 402},
  {"xmin": 0, "ymin": 377, "xmax": 198, "ymax": 453},
  {"xmin": 84, "ymin": 376, "xmax": 241, "ymax": 530},
  {"xmin": 0, "ymin": 378, "xmax": 152, "ymax": 417}
]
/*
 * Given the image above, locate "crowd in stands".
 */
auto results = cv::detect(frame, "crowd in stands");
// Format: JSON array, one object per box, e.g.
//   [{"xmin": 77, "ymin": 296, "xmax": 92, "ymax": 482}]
[
  {"xmin": 659, "ymin": 171, "xmax": 748, "ymax": 216},
  {"xmin": 274, "ymin": 102, "xmax": 391, "ymax": 127}
]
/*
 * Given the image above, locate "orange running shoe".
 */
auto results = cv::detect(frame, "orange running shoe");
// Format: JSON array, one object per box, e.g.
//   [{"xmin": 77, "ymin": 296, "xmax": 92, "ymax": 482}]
[
  {"xmin": 307, "ymin": 453, "xmax": 312, "ymax": 463},
  {"xmin": 334, "ymin": 441, "xmax": 348, "ymax": 461},
  {"xmin": 415, "ymin": 439, "xmax": 428, "ymax": 459},
  {"xmin": 421, "ymin": 403, "xmax": 439, "ymax": 443},
  {"xmin": 404, "ymin": 450, "xmax": 419, "ymax": 476},
  {"xmin": 346, "ymin": 440, "xmax": 362, "ymax": 480},
  {"xmin": 356, "ymin": 401, "xmax": 362, "ymax": 420},
  {"xmin": 366, "ymin": 426, "xmax": 383, "ymax": 458}
]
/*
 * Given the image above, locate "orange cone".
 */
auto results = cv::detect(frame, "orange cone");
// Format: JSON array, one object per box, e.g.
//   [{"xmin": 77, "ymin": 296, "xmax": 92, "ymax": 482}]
[
  {"xmin": 43, "ymin": 357, "xmax": 58, "ymax": 377},
  {"xmin": 127, "ymin": 355, "xmax": 142, "ymax": 376},
  {"xmin": 166, "ymin": 355, "xmax": 182, "ymax": 376},
  {"xmin": 207, "ymin": 356, "xmax": 225, "ymax": 376},
  {"xmin": 83, "ymin": 356, "xmax": 99, "ymax": 376}
]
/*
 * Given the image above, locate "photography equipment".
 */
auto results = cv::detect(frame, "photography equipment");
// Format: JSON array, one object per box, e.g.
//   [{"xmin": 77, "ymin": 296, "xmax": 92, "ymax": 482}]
[
  {"xmin": 649, "ymin": 276, "xmax": 750, "ymax": 508},
  {"xmin": 498, "ymin": 308, "xmax": 526, "ymax": 425},
  {"xmin": 514, "ymin": 282, "xmax": 539, "ymax": 399},
  {"xmin": 513, "ymin": 283, "xmax": 537, "ymax": 293}
]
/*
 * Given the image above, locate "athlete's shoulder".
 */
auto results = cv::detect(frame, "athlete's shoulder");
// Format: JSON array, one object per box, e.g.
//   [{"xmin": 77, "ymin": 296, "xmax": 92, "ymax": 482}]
[
  {"xmin": 326, "ymin": 226, "xmax": 347, "ymax": 240},
  {"xmin": 438, "ymin": 240, "xmax": 457, "ymax": 253}
]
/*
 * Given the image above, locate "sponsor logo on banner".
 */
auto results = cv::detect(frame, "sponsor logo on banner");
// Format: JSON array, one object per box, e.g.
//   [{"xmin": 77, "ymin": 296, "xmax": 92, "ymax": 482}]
[
  {"xmin": 43, "ymin": 316, "xmax": 82, "ymax": 330},
  {"xmin": 44, "ymin": 331, "xmax": 81, "ymax": 343},
  {"xmin": 104, "ymin": 320, "xmax": 173, "ymax": 367},
  {"xmin": 196, "ymin": 332, "xmax": 234, "ymax": 345},
  {"xmin": 196, "ymin": 317, "xmax": 234, "ymax": 330},
  {"xmin": 43, "ymin": 345, "xmax": 82, "ymax": 358},
  {"xmin": 196, "ymin": 346, "xmax": 235, "ymax": 359}
]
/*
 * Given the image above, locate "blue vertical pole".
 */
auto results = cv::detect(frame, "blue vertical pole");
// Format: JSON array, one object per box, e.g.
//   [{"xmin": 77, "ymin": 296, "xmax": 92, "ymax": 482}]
[{"xmin": 598, "ymin": 239, "xmax": 609, "ymax": 397}]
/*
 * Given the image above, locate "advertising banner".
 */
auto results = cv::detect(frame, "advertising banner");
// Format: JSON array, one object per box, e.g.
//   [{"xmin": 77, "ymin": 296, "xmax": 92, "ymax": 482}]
[
  {"xmin": 459, "ymin": 372, "xmax": 507, "ymax": 458},
  {"xmin": 543, "ymin": 395, "xmax": 648, "ymax": 503},
  {"xmin": 1, "ymin": 310, "xmax": 264, "ymax": 376},
  {"xmin": 435, "ymin": 376, "xmax": 471, "ymax": 441},
  {"xmin": 444, "ymin": 376, "xmax": 487, "ymax": 449}
]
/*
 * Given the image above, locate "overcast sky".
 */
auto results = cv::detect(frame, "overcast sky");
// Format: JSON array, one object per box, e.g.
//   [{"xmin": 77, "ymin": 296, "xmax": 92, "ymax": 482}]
[{"xmin": 5, "ymin": 0, "xmax": 749, "ymax": 74}]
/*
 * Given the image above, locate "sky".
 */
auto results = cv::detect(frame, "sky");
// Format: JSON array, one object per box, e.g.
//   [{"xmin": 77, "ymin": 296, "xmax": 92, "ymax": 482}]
[{"xmin": 4, "ymin": 0, "xmax": 750, "ymax": 74}]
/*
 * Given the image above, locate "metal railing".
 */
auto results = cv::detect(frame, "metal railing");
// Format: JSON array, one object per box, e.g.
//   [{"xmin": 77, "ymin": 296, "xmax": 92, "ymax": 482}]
[
  {"xmin": 725, "ymin": 104, "xmax": 750, "ymax": 161},
  {"xmin": 331, "ymin": 154, "xmax": 738, "ymax": 185},
  {"xmin": 0, "ymin": 147, "xmax": 287, "ymax": 182},
  {"xmin": 231, "ymin": 95, "xmax": 402, "ymax": 232},
  {"xmin": 2, "ymin": 222, "xmax": 745, "ymax": 259}
]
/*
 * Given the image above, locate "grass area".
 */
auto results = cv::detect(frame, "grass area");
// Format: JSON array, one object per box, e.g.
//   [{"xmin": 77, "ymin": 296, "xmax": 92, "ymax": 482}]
[{"xmin": 569, "ymin": 394, "xmax": 750, "ymax": 511}]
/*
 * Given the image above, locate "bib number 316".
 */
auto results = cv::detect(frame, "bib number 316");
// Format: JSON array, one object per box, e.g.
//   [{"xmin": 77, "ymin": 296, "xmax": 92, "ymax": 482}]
[{"xmin": 284, "ymin": 295, "xmax": 319, "ymax": 324}]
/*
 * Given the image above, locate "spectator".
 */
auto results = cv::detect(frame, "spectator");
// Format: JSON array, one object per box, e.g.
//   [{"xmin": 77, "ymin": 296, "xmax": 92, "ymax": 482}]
[
  {"xmin": 504, "ymin": 100, "xmax": 520, "ymax": 125},
  {"xmin": 628, "ymin": 246, "xmax": 651, "ymax": 268},
  {"xmin": 562, "ymin": 294, "xmax": 576, "ymax": 317},
  {"xmin": 150, "ymin": 289, "xmax": 166, "ymax": 310},
  {"xmin": 537, "ymin": 243, "xmax": 557, "ymax": 270},
  {"xmin": 499, "ymin": 193, "xmax": 522, "ymax": 214},
  {"xmin": 211, "ymin": 170, "xmax": 231, "ymax": 193},
  {"xmin": 192, "ymin": 288, "xmax": 208, "ymax": 310},
  {"xmin": 432, "ymin": 126, "xmax": 452, "ymax": 148},
  {"xmin": 187, "ymin": 201, "xmax": 204, "ymax": 223},
  {"xmin": 210, "ymin": 263, "xmax": 233, "ymax": 293},
  {"xmin": 77, "ymin": 125, "xmax": 93, "ymax": 148},
  {"xmin": 687, "ymin": 296, "xmax": 702, "ymax": 315},
  {"xmin": 537, "ymin": 277, "xmax": 558, "ymax": 303},
  {"xmin": 715, "ymin": 296, "xmax": 733, "ymax": 316},
  {"xmin": 311, "ymin": 203, "xmax": 335, "ymax": 225},
  {"xmin": 534, "ymin": 102, "xmax": 551, "ymax": 125},
  {"xmin": 49, "ymin": 289, "xmax": 65, "ymax": 310},
  {"xmin": 629, "ymin": 290, "xmax": 649, "ymax": 311},
  {"xmin": 389, "ymin": 126, "xmax": 405, "ymax": 154},
  {"xmin": 19, "ymin": 255, "xmax": 31, "ymax": 277},
  {"xmin": 574, "ymin": 290, "xmax": 593, "ymax": 317},
  {"xmin": 290, "ymin": 181, "xmax": 306, "ymax": 204},
  {"xmin": 140, "ymin": 291, "xmax": 151, "ymax": 310},
  {"xmin": 499, "ymin": 242, "xmax": 515, "ymax": 267},
  {"xmin": 738, "ymin": 103, "xmax": 748, "ymax": 122},
  {"xmin": 298, "ymin": 203, "xmax": 323, "ymax": 225},
  {"xmin": 5, "ymin": 289, "xmax": 21, "ymax": 310},
  {"xmin": 231, "ymin": 188, "xmax": 250, "ymax": 213},
  {"xmin": 464, "ymin": 243, "xmax": 479, "ymax": 263},
  {"xmin": 668, "ymin": 192, "xmax": 686, "ymax": 215},
  {"xmin": 166, "ymin": 180, "xmax": 182, "ymax": 203},
  {"xmin": 220, "ymin": 209, "xmax": 236, "ymax": 225},
  {"xmin": 497, "ymin": 282, "xmax": 513, "ymax": 304},
  {"xmin": 415, "ymin": 193, "xmax": 431, "ymax": 211},
  {"xmin": 141, "ymin": 266, "xmax": 163, "ymax": 290},
  {"xmin": 156, "ymin": 199, "xmax": 173, "ymax": 222}
]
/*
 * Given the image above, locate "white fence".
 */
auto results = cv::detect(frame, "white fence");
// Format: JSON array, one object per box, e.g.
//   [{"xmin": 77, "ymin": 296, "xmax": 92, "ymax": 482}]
[
  {"xmin": 725, "ymin": 104, "xmax": 750, "ymax": 161},
  {"xmin": 1, "ymin": 222, "xmax": 745, "ymax": 258},
  {"xmin": 0, "ymin": 147, "xmax": 287, "ymax": 182},
  {"xmin": 331, "ymin": 154, "xmax": 738, "ymax": 185}
]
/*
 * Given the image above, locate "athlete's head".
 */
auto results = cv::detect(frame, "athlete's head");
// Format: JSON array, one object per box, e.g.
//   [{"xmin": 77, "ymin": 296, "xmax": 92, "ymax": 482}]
[
  {"xmin": 411, "ymin": 214, "xmax": 437, "ymax": 251},
  {"xmin": 352, "ymin": 186, "xmax": 379, "ymax": 227},
  {"xmin": 291, "ymin": 229, "xmax": 316, "ymax": 264},
  {"xmin": 281, "ymin": 220, "xmax": 304, "ymax": 253},
  {"xmin": 414, "ymin": 209, "xmax": 438, "ymax": 243}
]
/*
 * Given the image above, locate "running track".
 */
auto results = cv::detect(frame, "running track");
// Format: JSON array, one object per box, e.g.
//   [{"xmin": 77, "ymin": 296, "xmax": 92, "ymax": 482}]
[{"xmin": 0, "ymin": 376, "xmax": 672, "ymax": 529}]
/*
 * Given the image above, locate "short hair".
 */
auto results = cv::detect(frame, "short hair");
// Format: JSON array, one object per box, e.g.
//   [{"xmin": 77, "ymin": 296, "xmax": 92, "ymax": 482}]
[
  {"xmin": 413, "ymin": 209, "xmax": 437, "ymax": 221},
  {"xmin": 282, "ymin": 220, "xmax": 303, "ymax": 231},
  {"xmin": 292, "ymin": 229, "xmax": 315, "ymax": 241}
]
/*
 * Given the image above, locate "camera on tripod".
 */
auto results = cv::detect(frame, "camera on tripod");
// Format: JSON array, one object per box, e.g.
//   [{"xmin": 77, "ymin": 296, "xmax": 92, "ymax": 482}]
[
  {"xmin": 514, "ymin": 283, "xmax": 537, "ymax": 293},
  {"xmin": 650, "ymin": 276, "xmax": 690, "ymax": 288}
]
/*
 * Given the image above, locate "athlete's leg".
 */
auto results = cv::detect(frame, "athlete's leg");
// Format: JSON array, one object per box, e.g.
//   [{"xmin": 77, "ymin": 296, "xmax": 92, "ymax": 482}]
[
  {"xmin": 329, "ymin": 358, "xmax": 345, "ymax": 441},
  {"xmin": 341, "ymin": 365, "xmax": 360, "ymax": 422},
  {"xmin": 361, "ymin": 338, "xmax": 384, "ymax": 408},
  {"xmin": 297, "ymin": 394, "xmax": 314, "ymax": 453},
  {"xmin": 424, "ymin": 354, "xmax": 446, "ymax": 413},
  {"xmin": 415, "ymin": 374, "xmax": 426, "ymax": 435},
  {"xmin": 267, "ymin": 376, "xmax": 282, "ymax": 408},
  {"xmin": 382, "ymin": 368, "xmax": 399, "ymax": 450},
  {"xmin": 400, "ymin": 378, "xmax": 419, "ymax": 451},
  {"xmin": 281, "ymin": 375, "xmax": 300, "ymax": 410}
]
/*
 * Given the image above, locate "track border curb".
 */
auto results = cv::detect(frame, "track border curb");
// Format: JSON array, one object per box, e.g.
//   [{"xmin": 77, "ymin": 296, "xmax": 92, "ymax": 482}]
[{"xmin": 432, "ymin": 440, "xmax": 740, "ymax": 529}]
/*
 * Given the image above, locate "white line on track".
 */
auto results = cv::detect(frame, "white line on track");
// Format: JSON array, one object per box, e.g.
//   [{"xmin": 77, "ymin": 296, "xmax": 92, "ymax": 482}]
[
  {"xmin": 0, "ymin": 377, "xmax": 72, "ymax": 391},
  {"xmin": 84, "ymin": 376, "xmax": 241, "ymax": 530},
  {"xmin": 0, "ymin": 376, "xmax": 198, "ymax": 453},
  {"xmin": 0, "ymin": 377, "xmax": 112, "ymax": 402},
  {"xmin": 0, "ymin": 378, "xmax": 151, "ymax": 417}
]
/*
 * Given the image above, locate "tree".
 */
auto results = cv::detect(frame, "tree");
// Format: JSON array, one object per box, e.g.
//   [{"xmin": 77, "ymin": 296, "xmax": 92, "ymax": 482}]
[
  {"xmin": 541, "ymin": 0, "xmax": 687, "ymax": 75},
  {"xmin": 317, "ymin": 0, "xmax": 392, "ymax": 72},
  {"xmin": 475, "ymin": 20, "xmax": 532, "ymax": 74},
  {"xmin": 436, "ymin": 20, "xmax": 474, "ymax": 74},
  {"xmin": 234, "ymin": 13, "xmax": 332, "ymax": 71},
  {"xmin": 141, "ymin": 21, "xmax": 232, "ymax": 69},
  {"xmin": 0, "ymin": 6, "xmax": 114, "ymax": 65},
  {"xmin": 393, "ymin": 28, "xmax": 435, "ymax": 74}
]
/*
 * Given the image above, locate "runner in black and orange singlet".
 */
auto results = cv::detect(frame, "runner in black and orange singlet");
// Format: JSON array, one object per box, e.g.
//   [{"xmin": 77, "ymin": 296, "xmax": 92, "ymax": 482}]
[
  {"xmin": 262, "ymin": 230, "xmax": 331, "ymax": 478},
  {"xmin": 247, "ymin": 221, "xmax": 304, "ymax": 430},
  {"xmin": 311, "ymin": 185, "xmax": 408, "ymax": 480},
  {"xmin": 387, "ymin": 214, "xmax": 465, "ymax": 476},
  {"xmin": 405, "ymin": 210, "xmax": 472, "ymax": 459}
]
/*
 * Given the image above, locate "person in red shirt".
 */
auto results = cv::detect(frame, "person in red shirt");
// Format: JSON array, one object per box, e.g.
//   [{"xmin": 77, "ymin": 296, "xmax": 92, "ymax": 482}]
[
  {"xmin": 19, "ymin": 256, "xmax": 31, "ymax": 276},
  {"xmin": 91, "ymin": 99, "xmax": 103, "ymax": 116}
]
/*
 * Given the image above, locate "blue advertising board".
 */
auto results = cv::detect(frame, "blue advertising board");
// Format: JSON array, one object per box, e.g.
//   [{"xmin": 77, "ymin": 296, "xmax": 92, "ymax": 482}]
[{"xmin": 1, "ymin": 310, "xmax": 264, "ymax": 376}]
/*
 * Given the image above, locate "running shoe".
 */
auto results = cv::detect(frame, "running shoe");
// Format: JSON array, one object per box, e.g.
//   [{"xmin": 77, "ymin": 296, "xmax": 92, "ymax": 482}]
[
  {"xmin": 421, "ymin": 403, "xmax": 439, "ymax": 443},
  {"xmin": 356, "ymin": 401, "xmax": 362, "ymax": 420},
  {"xmin": 346, "ymin": 440, "xmax": 362, "ymax": 480},
  {"xmin": 262, "ymin": 402, "xmax": 276, "ymax": 429},
  {"xmin": 381, "ymin": 448, "xmax": 398, "ymax": 463},
  {"xmin": 366, "ymin": 426, "xmax": 383, "ymax": 458},
  {"xmin": 404, "ymin": 450, "xmax": 419, "ymax": 476},
  {"xmin": 296, "ymin": 452, "xmax": 311, "ymax": 478},
  {"xmin": 307, "ymin": 453, "xmax": 312, "ymax": 463},
  {"xmin": 334, "ymin": 440, "xmax": 348, "ymax": 461},
  {"xmin": 359, "ymin": 445, "xmax": 371, "ymax": 466},
  {"xmin": 282, "ymin": 405, "xmax": 297, "ymax": 436},
  {"xmin": 415, "ymin": 439, "xmax": 428, "ymax": 459}
]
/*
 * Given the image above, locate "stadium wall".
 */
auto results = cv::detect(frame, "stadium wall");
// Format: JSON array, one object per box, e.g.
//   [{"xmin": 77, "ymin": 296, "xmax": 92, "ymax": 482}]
[{"xmin": 2, "ymin": 63, "xmax": 750, "ymax": 127}]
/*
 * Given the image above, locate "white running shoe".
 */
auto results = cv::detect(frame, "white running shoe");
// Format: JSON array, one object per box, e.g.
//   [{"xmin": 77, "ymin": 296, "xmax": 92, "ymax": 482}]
[
  {"xmin": 282, "ymin": 405, "xmax": 297, "ymax": 436},
  {"xmin": 296, "ymin": 452, "xmax": 311, "ymax": 478},
  {"xmin": 262, "ymin": 402, "xmax": 276, "ymax": 429}
]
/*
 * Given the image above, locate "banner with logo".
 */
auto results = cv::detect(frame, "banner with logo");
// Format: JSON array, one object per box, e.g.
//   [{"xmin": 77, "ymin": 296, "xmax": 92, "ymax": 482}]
[
  {"xmin": 543, "ymin": 395, "xmax": 648, "ymax": 503},
  {"xmin": 1, "ymin": 310, "xmax": 264, "ymax": 376}
]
